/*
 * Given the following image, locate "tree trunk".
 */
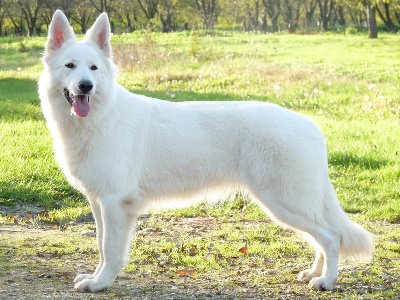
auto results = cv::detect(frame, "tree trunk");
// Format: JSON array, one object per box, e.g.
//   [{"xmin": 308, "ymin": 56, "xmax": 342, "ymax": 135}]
[
  {"xmin": 195, "ymin": 0, "xmax": 218, "ymax": 30},
  {"xmin": 79, "ymin": 13, "xmax": 90, "ymax": 34},
  {"xmin": 270, "ymin": 13, "xmax": 278, "ymax": 32},
  {"xmin": 304, "ymin": 0, "xmax": 318, "ymax": 30},
  {"xmin": 317, "ymin": 0, "xmax": 334, "ymax": 31},
  {"xmin": 261, "ymin": 8, "xmax": 268, "ymax": 32},
  {"xmin": 366, "ymin": 5, "xmax": 378, "ymax": 38},
  {"xmin": 28, "ymin": 25, "xmax": 34, "ymax": 37},
  {"xmin": 395, "ymin": 11, "xmax": 400, "ymax": 24},
  {"xmin": 137, "ymin": 0, "xmax": 159, "ymax": 20},
  {"xmin": 337, "ymin": 4, "xmax": 346, "ymax": 26},
  {"xmin": 262, "ymin": 0, "xmax": 280, "ymax": 32},
  {"xmin": 376, "ymin": 3, "xmax": 395, "ymax": 32}
]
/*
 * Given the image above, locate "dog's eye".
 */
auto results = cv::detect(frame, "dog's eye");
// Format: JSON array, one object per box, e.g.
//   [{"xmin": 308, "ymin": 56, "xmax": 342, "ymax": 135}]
[
  {"xmin": 65, "ymin": 63, "xmax": 75, "ymax": 69},
  {"xmin": 90, "ymin": 65, "xmax": 98, "ymax": 71}
]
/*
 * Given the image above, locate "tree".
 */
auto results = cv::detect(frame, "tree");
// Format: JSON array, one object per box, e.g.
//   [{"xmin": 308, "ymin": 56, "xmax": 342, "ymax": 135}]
[
  {"xmin": 262, "ymin": 0, "xmax": 281, "ymax": 32},
  {"xmin": 4, "ymin": 0, "xmax": 24, "ymax": 35},
  {"xmin": 242, "ymin": 0, "xmax": 266, "ymax": 32},
  {"xmin": 304, "ymin": 0, "xmax": 318, "ymax": 30},
  {"xmin": 1, "ymin": 0, "xmax": 399, "ymax": 36},
  {"xmin": 376, "ymin": 1, "xmax": 395, "ymax": 31},
  {"xmin": 89, "ymin": 0, "xmax": 117, "ymax": 17},
  {"xmin": 137, "ymin": 0, "xmax": 159, "ymax": 21},
  {"xmin": 345, "ymin": 1, "xmax": 364, "ymax": 25},
  {"xmin": 335, "ymin": 4, "xmax": 346, "ymax": 26},
  {"xmin": 41, "ymin": 0, "xmax": 75, "ymax": 33},
  {"xmin": 0, "ymin": 0, "xmax": 8, "ymax": 35},
  {"xmin": 317, "ymin": 0, "xmax": 334, "ymax": 31},
  {"xmin": 114, "ymin": 0, "xmax": 140, "ymax": 32},
  {"xmin": 365, "ymin": 1, "xmax": 378, "ymax": 37},
  {"xmin": 158, "ymin": 0, "xmax": 179, "ymax": 32},
  {"xmin": 394, "ymin": 0, "xmax": 400, "ymax": 24},
  {"xmin": 281, "ymin": 0, "xmax": 302, "ymax": 33},
  {"xmin": 89, "ymin": 0, "xmax": 118, "ymax": 31},
  {"xmin": 194, "ymin": 0, "xmax": 219, "ymax": 29},
  {"xmin": 17, "ymin": 0, "xmax": 46, "ymax": 36},
  {"xmin": 70, "ymin": 0, "xmax": 95, "ymax": 33}
]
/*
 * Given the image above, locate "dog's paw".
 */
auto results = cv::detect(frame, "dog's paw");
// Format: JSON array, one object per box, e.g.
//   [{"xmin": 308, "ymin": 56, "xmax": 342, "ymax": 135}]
[
  {"xmin": 298, "ymin": 268, "xmax": 321, "ymax": 282},
  {"xmin": 74, "ymin": 278, "xmax": 109, "ymax": 293},
  {"xmin": 74, "ymin": 273, "xmax": 94, "ymax": 283},
  {"xmin": 308, "ymin": 276, "xmax": 335, "ymax": 291}
]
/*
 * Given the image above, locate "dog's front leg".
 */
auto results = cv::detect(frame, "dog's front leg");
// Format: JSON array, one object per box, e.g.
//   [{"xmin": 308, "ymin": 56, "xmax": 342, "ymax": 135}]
[
  {"xmin": 74, "ymin": 199, "xmax": 104, "ymax": 283},
  {"xmin": 74, "ymin": 197, "xmax": 138, "ymax": 293}
]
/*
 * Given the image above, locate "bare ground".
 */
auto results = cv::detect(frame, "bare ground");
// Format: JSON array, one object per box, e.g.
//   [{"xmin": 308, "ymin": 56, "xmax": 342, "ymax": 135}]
[{"xmin": 0, "ymin": 212, "xmax": 399, "ymax": 300}]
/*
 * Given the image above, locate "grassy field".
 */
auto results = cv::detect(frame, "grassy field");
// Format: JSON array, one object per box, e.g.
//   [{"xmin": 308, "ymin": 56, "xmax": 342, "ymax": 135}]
[{"xmin": 0, "ymin": 32, "xmax": 399, "ymax": 299}]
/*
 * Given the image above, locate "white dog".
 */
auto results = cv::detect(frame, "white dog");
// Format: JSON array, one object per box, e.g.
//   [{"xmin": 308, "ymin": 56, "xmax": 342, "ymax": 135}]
[{"xmin": 39, "ymin": 10, "xmax": 373, "ymax": 293}]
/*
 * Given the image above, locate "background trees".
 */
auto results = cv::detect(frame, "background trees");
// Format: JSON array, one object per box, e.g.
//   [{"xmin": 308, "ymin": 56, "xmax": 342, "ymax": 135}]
[{"xmin": 0, "ymin": 0, "xmax": 398, "ymax": 36}]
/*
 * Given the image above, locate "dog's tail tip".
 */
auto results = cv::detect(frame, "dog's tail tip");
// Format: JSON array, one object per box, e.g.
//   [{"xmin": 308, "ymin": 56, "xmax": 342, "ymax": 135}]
[{"xmin": 339, "ymin": 220, "xmax": 374, "ymax": 261}]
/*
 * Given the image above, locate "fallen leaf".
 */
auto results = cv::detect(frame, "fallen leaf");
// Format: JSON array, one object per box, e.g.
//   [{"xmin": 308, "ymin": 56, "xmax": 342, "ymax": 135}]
[
  {"xmin": 176, "ymin": 267, "xmax": 196, "ymax": 276},
  {"xmin": 238, "ymin": 242, "xmax": 248, "ymax": 255}
]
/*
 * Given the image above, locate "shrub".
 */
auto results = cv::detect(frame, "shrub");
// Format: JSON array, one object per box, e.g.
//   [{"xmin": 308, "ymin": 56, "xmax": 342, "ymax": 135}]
[{"xmin": 345, "ymin": 26, "xmax": 358, "ymax": 35}]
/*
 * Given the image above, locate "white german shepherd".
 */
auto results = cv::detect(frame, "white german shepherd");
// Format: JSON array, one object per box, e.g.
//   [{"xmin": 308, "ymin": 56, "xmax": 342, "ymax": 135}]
[{"xmin": 39, "ymin": 10, "xmax": 373, "ymax": 293}]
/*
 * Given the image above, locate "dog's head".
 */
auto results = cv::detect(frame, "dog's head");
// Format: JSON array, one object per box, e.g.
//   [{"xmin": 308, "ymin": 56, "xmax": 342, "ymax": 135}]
[{"xmin": 41, "ymin": 10, "xmax": 116, "ymax": 118}]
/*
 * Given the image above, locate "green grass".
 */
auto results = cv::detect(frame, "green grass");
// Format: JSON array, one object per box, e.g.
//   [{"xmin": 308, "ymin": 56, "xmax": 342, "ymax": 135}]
[
  {"xmin": 0, "ymin": 32, "xmax": 399, "ymax": 298},
  {"xmin": 1, "ymin": 32, "xmax": 399, "ymax": 222}
]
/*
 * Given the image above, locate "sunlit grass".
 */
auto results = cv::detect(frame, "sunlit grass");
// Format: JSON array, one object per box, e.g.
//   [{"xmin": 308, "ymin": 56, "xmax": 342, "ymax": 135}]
[{"xmin": 0, "ymin": 32, "xmax": 399, "ymax": 224}]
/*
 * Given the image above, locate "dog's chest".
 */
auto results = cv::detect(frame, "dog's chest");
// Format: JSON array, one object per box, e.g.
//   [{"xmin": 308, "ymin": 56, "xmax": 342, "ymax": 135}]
[{"xmin": 56, "ymin": 131, "xmax": 134, "ymax": 195}]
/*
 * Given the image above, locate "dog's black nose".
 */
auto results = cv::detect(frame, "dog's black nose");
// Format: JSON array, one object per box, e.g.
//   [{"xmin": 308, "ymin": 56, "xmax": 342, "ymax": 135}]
[{"xmin": 79, "ymin": 80, "xmax": 93, "ymax": 93}]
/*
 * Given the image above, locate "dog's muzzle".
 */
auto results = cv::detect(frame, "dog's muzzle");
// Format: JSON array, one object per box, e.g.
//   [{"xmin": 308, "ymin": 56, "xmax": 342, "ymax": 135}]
[{"xmin": 63, "ymin": 89, "xmax": 91, "ymax": 117}]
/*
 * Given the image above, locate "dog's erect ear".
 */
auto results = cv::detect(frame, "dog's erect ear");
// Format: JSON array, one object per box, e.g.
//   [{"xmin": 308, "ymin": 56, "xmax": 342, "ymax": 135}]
[
  {"xmin": 84, "ymin": 13, "xmax": 112, "ymax": 57},
  {"xmin": 46, "ymin": 10, "xmax": 75, "ymax": 51}
]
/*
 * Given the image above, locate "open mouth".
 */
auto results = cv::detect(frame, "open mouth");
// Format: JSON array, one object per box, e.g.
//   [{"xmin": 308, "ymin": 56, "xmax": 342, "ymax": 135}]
[{"xmin": 64, "ymin": 89, "xmax": 90, "ymax": 117}]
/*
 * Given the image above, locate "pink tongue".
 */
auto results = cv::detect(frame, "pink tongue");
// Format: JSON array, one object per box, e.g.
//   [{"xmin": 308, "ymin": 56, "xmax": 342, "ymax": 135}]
[{"xmin": 73, "ymin": 95, "xmax": 90, "ymax": 117}]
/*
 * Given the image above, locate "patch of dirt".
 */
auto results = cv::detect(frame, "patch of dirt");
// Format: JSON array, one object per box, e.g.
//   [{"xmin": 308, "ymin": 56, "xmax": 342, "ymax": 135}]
[
  {"xmin": 0, "ymin": 225, "xmax": 292, "ymax": 300},
  {"xmin": 0, "ymin": 216, "xmax": 399, "ymax": 299}
]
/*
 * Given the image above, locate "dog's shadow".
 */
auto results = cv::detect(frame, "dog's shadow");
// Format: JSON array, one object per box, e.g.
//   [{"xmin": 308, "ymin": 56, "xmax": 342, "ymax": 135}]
[{"xmin": 329, "ymin": 152, "xmax": 388, "ymax": 170}]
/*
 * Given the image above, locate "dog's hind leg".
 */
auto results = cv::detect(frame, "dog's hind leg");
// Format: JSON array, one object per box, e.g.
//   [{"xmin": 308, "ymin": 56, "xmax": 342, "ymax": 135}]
[
  {"xmin": 253, "ymin": 188, "xmax": 340, "ymax": 291},
  {"xmin": 74, "ymin": 199, "xmax": 104, "ymax": 283},
  {"xmin": 297, "ymin": 245, "xmax": 324, "ymax": 282},
  {"xmin": 74, "ymin": 195, "xmax": 141, "ymax": 293},
  {"xmin": 302, "ymin": 227, "xmax": 340, "ymax": 290}
]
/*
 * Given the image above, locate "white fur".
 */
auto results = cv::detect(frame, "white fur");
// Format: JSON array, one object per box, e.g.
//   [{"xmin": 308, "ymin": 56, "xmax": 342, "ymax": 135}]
[{"xmin": 39, "ymin": 10, "xmax": 373, "ymax": 293}]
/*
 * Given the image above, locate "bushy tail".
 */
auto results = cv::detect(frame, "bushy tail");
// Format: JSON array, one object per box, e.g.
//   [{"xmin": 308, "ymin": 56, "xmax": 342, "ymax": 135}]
[
  {"xmin": 325, "ymin": 183, "xmax": 374, "ymax": 261},
  {"xmin": 339, "ymin": 218, "xmax": 374, "ymax": 260}
]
